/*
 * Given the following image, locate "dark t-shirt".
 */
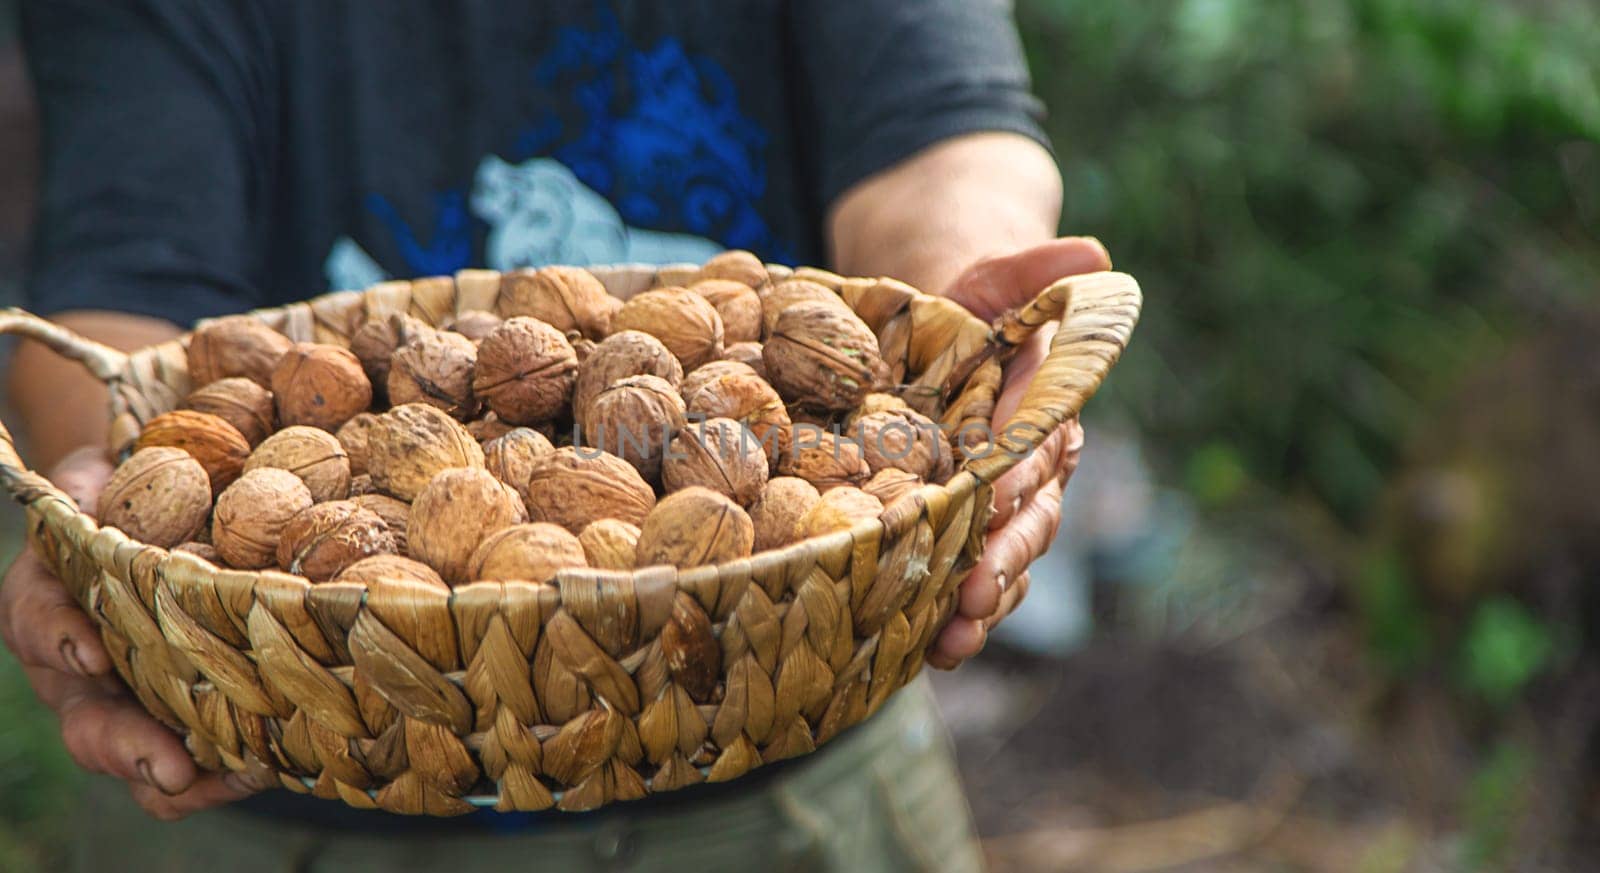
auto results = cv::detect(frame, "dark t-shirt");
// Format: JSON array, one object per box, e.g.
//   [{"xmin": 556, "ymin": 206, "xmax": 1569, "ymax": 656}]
[{"xmin": 23, "ymin": 0, "xmax": 1047, "ymax": 322}]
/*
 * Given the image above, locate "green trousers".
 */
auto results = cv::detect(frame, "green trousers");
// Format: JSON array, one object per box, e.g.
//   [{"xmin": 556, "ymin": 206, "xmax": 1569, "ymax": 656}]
[{"xmin": 72, "ymin": 677, "xmax": 981, "ymax": 872}]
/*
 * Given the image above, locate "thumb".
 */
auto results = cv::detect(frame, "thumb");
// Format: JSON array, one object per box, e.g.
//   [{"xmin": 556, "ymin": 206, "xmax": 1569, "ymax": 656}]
[
  {"xmin": 944, "ymin": 237, "xmax": 1113, "ymax": 320},
  {"xmin": 48, "ymin": 447, "xmax": 115, "ymax": 517}
]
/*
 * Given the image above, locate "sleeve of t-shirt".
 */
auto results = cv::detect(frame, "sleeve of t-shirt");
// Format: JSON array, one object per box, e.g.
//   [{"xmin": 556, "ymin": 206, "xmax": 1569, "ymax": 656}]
[
  {"xmin": 786, "ymin": 0, "xmax": 1052, "ymax": 211},
  {"xmin": 21, "ymin": 0, "xmax": 276, "ymax": 325}
]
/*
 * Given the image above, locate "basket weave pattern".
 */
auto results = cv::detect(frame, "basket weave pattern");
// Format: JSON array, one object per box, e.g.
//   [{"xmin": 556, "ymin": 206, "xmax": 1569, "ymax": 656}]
[{"xmin": 0, "ymin": 264, "xmax": 1139, "ymax": 814}]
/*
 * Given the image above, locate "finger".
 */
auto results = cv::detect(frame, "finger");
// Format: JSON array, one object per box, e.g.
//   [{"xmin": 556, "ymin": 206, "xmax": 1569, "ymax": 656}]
[
  {"xmin": 47, "ymin": 447, "xmax": 115, "ymax": 517},
  {"xmin": 985, "ymin": 571, "xmax": 1031, "ymax": 632},
  {"xmin": 960, "ymin": 479, "xmax": 1064, "ymax": 621},
  {"xmin": 129, "ymin": 772, "xmax": 258, "ymax": 822},
  {"xmin": 991, "ymin": 324, "xmax": 1057, "ymax": 430},
  {"xmin": 57, "ymin": 685, "xmax": 199, "ymax": 795},
  {"xmin": 945, "ymin": 237, "xmax": 1113, "ymax": 320},
  {"xmin": 0, "ymin": 550, "xmax": 111, "ymax": 677},
  {"xmin": 929, "ymin": 617, "xmax": 987, "ymax": 668},
  {"xmin": 986, "ymin": 423, "xmax": 1073, "ymax": 533}
]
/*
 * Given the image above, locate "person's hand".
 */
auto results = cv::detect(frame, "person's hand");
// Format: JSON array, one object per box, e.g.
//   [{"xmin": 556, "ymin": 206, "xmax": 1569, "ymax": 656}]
[
  {"xmin": 0, "ymin": 446, "xmax": 260, "ymax": 819},
  {"xmin": 929, "ymin": 236, "xmax": 1110, "ymax": 668}
]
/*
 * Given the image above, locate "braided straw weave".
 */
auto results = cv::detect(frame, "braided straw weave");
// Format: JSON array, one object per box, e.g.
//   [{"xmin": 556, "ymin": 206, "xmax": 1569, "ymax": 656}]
[{"xmin": 0, "ymin": 263, "xmax": 1140, "ymax": 814}]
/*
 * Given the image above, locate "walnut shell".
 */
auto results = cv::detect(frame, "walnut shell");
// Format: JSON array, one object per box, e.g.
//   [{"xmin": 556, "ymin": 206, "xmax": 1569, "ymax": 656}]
[
  {"xmin": 182, "ymin": 377, "xmax": 275, "ymax": 446},
  {"xmin": 333, "ymin": 554, "xmax": 446, "ymax": 589},
  {"xmin": 850, "ymin": 409, "xmax": 955, "ymax": 482},
  {"xmin": 684, "ymin": 370, "xmax": 791, "ymax": 473},
  {"xmin": 663, "ymin": 418, "xmax": 768, "ymax": 507},
  {"xmin": 848, "ymin": 393, "xmax": 911, "ymax": 422},
  {"xmin": 578, "ymin": 519, "xmax": 640, "ymax": 571},
  {"xmin": 351, "ymin": 493, "xmax": 413, "ymax": 556},
  {"xmin": 388, "ymin": 329, "xmax": 480, "ymax": 420},
  {"xmin": 348, "ymin": 474, "xmax": 378, "ymax": 496},
  {"xmin": 750, "ymin": 476, "xmax": 821, "ymax": 552},
  {"xmin": 466, "ymin": 412, "xmax": 518, "ymax": 444},
  {"xmin": 277, "ymin": 501, "xmax": 396, "ymax": 582},
  {"xmin": 680, "ymin": 361, "xmax": 758, "ymax": 405},
  {"xmin": 691, "ymin": 279, "xmax": 762, "ymax": 344},
  {"xmin": 698, "ymin": 250, "xmax": 770, "ymax": 290},
  {"xmin": 466, "ymin": 523, "xmax": 587, "ymax": 582},
  {"xmin": 336, "ymin": 413, "xmax": 382, "ymax": 477},
  {"xmin": 765, "ymin": 302, "xmax": 889, "ymax": 411},
  {"xmin": 573, "ymin": 331, "xmax": 683, "ymax": 427},
  {"xmin": 584, "ymin": 375, "xmax": 686, "ymax": 481},
  {"xmin": 611, "ymin": 288, "xmax": 725, "ymax": 371},
  {"xmin": 444, "ymin": 310, "xmax": 504, "ymax": 342},
  {"xmin": 759, "ymin": 279, "xmax": 849, "ymax": 338},
  {"xmin": 635, "ymin": 487, "xmax": 754, "ymax": 569},
  {"xmin": 484, "ymin": 428, "xmax": 556, "ymax": 491},
  {"xmin": 496, "ymin": 266, "xmax": 615, "ymax": 339},
  {"xmin": 186, "ymin": 316, "xmax": 293, "ymax": 388},
  {"xmin": 863, "ymin": 468, "xmax": 924, "ymax": 511},
  {"xmin": 97, "ymin": 447, "xmax": 212, "ymax": 548},
  {"xmin": 271, "ymin": 343, "xmax": 372, "ymax": 431},
  {"xmin": 134, "ymin": 409, "xmax": 251, "ymax": 494},
  {"xmin": 350, "ymin": 314, "xmax": 432, "ymax": 395},
  {"xmin": 795, "ymin": 487, "xmax": 883, "ymax": 539},
  {"xmin": 472, "ymin": 317, "xmax": 578, "ymax": 425},
  {"xmin": 722, "ymin": 342, "xmax": 766, "ymax": 380},
  {"xmin": 519, "ymin": 447, "xmax": 656, "ymax": 533},
  {"xmin": 778, "ymin": 429, "xmax": 870, "ymax": 491},
  {"xmin": 212, "ymin": 468, "xmax": 315, "ymax": 569},
  {"xmin": 244, "ymin": 426, "xmax": 352, "ymax": 502},
  {"xmin": 408, "ymin": 467, "xmax": 528, "ymax": 585},
  {"xmin": 366, "ymin": 403, "xmax": 485, "ymax": 501}
]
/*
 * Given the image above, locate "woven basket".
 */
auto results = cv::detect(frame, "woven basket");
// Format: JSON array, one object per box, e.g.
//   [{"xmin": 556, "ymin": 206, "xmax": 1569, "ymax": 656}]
[{"xmin": 0, "ymin": 263, "xmax": 1139, "ymax": 815}]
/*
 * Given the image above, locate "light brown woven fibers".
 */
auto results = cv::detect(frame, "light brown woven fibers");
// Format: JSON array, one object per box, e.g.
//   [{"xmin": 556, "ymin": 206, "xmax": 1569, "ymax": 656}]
[{"xmin": 0, "ymin": 263, "xmax": 1140, "ymax": 814}]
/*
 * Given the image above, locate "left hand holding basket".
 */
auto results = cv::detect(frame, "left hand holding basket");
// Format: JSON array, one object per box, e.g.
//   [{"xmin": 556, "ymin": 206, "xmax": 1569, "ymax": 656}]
[{"xmin": 929, "ymin": 237, "xmax": 1111, "ymax": 669}]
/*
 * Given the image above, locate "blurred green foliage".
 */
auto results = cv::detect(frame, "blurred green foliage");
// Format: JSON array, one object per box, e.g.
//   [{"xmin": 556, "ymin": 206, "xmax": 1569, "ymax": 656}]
[{"xmin": 1020, "ymin": 0, "xmax": 1600, "ymax": 523}]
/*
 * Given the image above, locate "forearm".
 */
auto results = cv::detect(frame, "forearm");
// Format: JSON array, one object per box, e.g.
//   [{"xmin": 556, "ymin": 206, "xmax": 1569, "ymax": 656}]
[
  {"xmin": 826, "ymin": 132, "xmax": 1063, "ymax": 293},
  {"xmin": 6, "ymin": 310, "xmax": 183, "ymax": 470}
]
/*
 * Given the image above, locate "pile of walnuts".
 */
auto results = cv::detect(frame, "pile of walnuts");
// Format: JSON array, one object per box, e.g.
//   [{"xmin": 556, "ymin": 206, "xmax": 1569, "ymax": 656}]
[{"xmin": 97, "ymin": 252, "xmax": 957, "ymax": 588}]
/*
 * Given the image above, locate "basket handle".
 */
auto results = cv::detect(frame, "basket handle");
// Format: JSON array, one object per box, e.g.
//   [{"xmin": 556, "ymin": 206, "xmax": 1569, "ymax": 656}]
[
  {"xmin": 962, "ymin": 271, "xmax": 1142, "ymax": 484},
  {"xmin": 0, "ymin": 308, "xmax": 129, "ymax": 505}
]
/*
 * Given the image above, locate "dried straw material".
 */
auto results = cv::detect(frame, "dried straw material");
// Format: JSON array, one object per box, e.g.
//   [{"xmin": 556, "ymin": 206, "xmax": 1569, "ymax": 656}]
[{"xmin": 0, "ymin": 265, "xmax": 1139, "ymax": 814}]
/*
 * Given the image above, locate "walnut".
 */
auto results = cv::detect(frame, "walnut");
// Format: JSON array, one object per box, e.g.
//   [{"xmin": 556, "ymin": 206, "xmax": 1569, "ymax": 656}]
[
  {"xmin": 778, "ymin": 429, "xmax": 870, "ymax": 491},
  {"xmin": 277, "ymin": 501, "xmax": 396, "ymax": 582},
  {"xmin": 351, "ymin": 493, "xmax": 413, "ymax": 556},
  {"xmin": 174, "ymin": 542, "xmax": 224, "ymax": 564},
  {"xmin": 407, "ymin": 467, "xmax": 527, "ymax": 585},
  {"xmin": 388, "ymin": 328, "xmax": 480, "ymax": 420},
  {"xmin": 347, "ymin": 474, "xmax": 378, "ymax": 496},
  {"xmin": 472, "ymin": 317, "xmax": 578, "ymax": 425},
  {"xmin": 849, "ymin": 409, "xmax": 955, "ymax": 482},
  {"xmin": 443, "ymin": 310, "xmax": 504, "ymax": 342},
  {"xmin": 186, "ymin": 315, "xmax": 293, "ymax": 388},
  {"xmin": 680, "ymin": 361, "xmax": 758, "ymax": 405},
  {"xmin": 749, "ymin": 477, "xmax": 821, "ymax": 553},
  {"xmin": 611, "ymin": 288, "xmax": 725, "ymax": 371},
  {"xmin": 691, "ymin": 279, "xmax": 762, "ymax": 344},
  {"xmin": 350, "ymin": 314, "xmax": 432, "ymax": 394},
  {"xmin": 863, "ymin": 468, "xmax": 923, "ymax": 511},
  {"xmin": 244, "ymin": 425, "xmax": 352, "ymax": 502},
  {"xmin": 848, "ymin": 393, "xmax": 911, "ymax": 422},
  {"xmin": 97, "ymin": 447, "xmax": 211, "ymax": 548},
  {"xmin": 662, "ymin": 418, "xmax": 768, "ymax": 507},
  {"xmin": 519, "ymin": 447, "xmax": 656, "ymax": 533},
  {"xmin": 335, "ymin": 413, "xmax": 382, "ymax": 477},
  {"xmin": 182, "ymin": 377, "xmax": 275, "ymax": 447},
  {"xmin": 466, "ymin": 523, "xmax": 587, "ymax": 582},
  {"xmin": 584, "ymin": 375, "xmax": 686, "ymax": 481},
  {"xmin": 484, "ymin": 428, "xmax": 555, "ymax": 490},
  {"xmin": 573, "ymin": 331, "xmax": 683, "ymax": 427},
  {"xmin": 698, "ymin": 250, "xmax": 770, "ymax": 290},
  {"xmin": 134, "ymin": 410, "xmax": 251, "ymax": 494},
  {"xmin": 765, "ymin": 302, "xmax": 889, "ymax": 411},
  {"xmin": 578, "ymin": 519, "xmax": 640, "ymax": 571},
  {"xmin": 570, "ymin": 334, "xmax": 599, "ymax": 365},
  {"xmin": 683, "ymin": 370, "xmax": 791, "ymax": 473},
  {"xmin": 333, "ymin": 554, "xmax": 446, "ymax": 590},
  {"xmin": 795, "ymin": 487, "xmax": 883, "ymax": 539},
  {"xmin": 212, "ymin": 467, "xmax": 315, "ymax": 568},
  {"xmin": 722, "ymin": 342, "xmax": 766, "ymax": 381},
  {"xmin": 366, "ymin": 403, "xmax": 485, "ymax": 501},
  {"xmin": 635, "ymin": 487, "xmax": 754, "ymax": 569},
  {"xmin": 270, "ymin": 343, "xmax": 372, "ymax": 432},
  {"xmin": 467, "ymin": 412, "xmax": 518, "ymax": 444},
  {"xmin": 759, "ymin": 279, "xmax": 849, "ymax": 338},
  {"xmin": 496, "ymin": 266, "xmax": 616, "ymax": 339}
]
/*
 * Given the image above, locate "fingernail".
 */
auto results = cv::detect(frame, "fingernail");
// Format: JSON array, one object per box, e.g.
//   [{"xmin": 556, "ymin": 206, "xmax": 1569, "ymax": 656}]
[
  {"xmin": 996, "ymin": 572, "xmax": 1008, "ymax": 593},
  {"xmin": 137, "ymin": 759, "xmax": 181, "ymax": 797},
  {"xmin": 59, "ymin": 639, "xmax": 89, "ymax": 678},
  {"xmin": 1012, "ymin": 495, "xmax": 1024, "ymax": 517}
]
